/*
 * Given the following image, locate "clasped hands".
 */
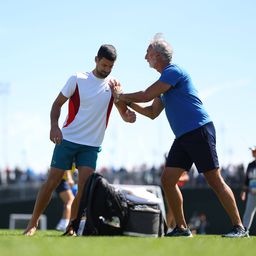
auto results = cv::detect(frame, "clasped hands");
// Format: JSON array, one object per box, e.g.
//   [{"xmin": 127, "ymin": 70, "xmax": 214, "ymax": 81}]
[
  {"xmin": 109, "ymin": 79, "xmax": 136, "ymax": 123},
  {"xmin": 109, "ymin": 79, "xmax": 125, "ymax": 103}
]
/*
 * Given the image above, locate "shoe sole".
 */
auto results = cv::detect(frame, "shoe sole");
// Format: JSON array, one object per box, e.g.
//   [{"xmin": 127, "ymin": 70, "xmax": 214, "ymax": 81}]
[
  {"xmin": 222, "ymin": 234, "xmax": 250, "ymax": 238},
  {"xmin": 166, "ymin": 234, "xmax": 193, "ymax": 237}
]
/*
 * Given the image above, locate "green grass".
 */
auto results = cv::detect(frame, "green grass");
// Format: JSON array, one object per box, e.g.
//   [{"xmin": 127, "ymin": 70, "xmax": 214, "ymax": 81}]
[{"xmin": 0, "ymin": 230, "xmax": 255, "ymax": 256}]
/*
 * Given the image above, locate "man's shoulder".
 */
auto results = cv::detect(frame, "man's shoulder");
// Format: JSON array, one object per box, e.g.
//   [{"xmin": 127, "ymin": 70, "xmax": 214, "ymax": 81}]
[
  {"xmin": 161, "ymin": 64, "xmax": 186, "ymax": 83},
  {"xmin": 163, "ymin": 63, "xmax": 184, "ymax": 75},
  {"xmin": 76, "ymin": 71, "xmax": 90, "ymax": 79},
  {"xmin": 170, "ymin": 63, "xmax": 188, "ymax": 74}
]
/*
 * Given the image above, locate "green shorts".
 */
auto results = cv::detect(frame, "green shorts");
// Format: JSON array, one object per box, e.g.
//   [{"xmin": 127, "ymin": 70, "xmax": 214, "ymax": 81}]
[{"xmin": 50, "ymin": 139, "xmax": 101, "ymax": 170}]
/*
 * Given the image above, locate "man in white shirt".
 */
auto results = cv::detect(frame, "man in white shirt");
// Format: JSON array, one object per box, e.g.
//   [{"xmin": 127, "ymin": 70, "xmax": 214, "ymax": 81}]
[{"xmin": 24, "ymin": 44, "xmax": 136, "ymax": 236}]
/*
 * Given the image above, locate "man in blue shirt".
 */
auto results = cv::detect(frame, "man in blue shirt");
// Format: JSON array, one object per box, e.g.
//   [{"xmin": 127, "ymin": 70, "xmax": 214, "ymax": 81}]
[{"xmin": 111, "ymin": 33, "xmax": 248, "ymax": 238}]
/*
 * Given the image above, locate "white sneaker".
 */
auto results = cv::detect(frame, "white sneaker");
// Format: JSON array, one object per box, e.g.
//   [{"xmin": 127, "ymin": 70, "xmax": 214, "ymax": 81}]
[
  {"xmin": 222, "ymin": 225, "xmax": 249, "ymax": 238},
  {"xmin": 167, "ymin": 227, "xmax": 174, "ymax": 233},
  {"xmin": 56, "ymin": 219, "xmax": 69, "ymax": 231}
]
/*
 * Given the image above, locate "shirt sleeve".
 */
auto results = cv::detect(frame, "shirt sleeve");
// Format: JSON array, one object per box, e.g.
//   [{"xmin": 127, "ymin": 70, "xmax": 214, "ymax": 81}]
[
  {"xmin": 61, "ymin": 74, "xmax": 77, "ymax": 98},
  {"xmin": 159, "ymin": 66, "xmax": 183, "ymax": 87}
]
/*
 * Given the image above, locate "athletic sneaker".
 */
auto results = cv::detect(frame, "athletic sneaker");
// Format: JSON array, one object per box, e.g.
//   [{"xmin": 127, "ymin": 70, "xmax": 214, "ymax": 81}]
[
  {"xmin": 165, "ymin": 226, "xmax": 193, "ymax": 237},
  {"xmin": 56, "ymin": 219, "xmax": 69, "ymax": 232},
  {"xmin": 222, "ymin": 225, "xmax": 249, "ymax": 238}
]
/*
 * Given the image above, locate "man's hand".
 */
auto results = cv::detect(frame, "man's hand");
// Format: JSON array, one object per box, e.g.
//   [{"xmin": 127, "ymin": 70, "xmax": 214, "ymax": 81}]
[
  {"xmin": 50, "ymin": 124, "xmax": 63, "ymax": 144},
  {"xmin": 124, "ymin": 109, "xmax": 136, "ymax": 123},
  {"xmin": 109, "ymin": 79, "xmax": 123, "ymax": 102}
]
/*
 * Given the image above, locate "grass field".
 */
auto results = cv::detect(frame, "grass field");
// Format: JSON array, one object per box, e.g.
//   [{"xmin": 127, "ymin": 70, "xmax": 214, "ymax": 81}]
[{"xmin": 0, "ymin": 230, "xmax": 255, "ymax": 256}]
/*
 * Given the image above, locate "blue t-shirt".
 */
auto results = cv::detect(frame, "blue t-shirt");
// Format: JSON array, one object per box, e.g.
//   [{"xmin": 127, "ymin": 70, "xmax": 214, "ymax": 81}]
[{"xmin": 159, "ymin": 64, "xmax": 211, "ymax": 138}]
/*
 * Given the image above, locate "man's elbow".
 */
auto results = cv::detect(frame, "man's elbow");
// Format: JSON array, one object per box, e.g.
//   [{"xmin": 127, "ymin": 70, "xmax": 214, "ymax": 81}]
[
  {"xmin": 148, "ymin": 111, "xmax": 158, "ymax": 120},
  {"xmin": 150, "ymin": 114, "xmax": 158, "ymax": 120},
  {"xmin": 151, "ymin": 108, "xmax": 162, "ymax": 119}
]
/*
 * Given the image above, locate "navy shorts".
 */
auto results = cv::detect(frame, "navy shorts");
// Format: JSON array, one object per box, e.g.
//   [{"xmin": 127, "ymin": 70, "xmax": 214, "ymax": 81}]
[
  {"xmin": 166, "ymin": 122, "xmax": 219, "ymax": 173},
  {"xmin": 56, "ymin": 179, "xmax": 71, "ymax": 194},
  {"xmin": 51, "ymin": 139, "xmax": 101, "ymax": 170}
]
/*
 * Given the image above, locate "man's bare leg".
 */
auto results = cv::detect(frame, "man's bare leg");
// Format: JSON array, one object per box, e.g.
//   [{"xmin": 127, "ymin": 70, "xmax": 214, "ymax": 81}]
[
  {"xmin": 64, "ymin": 167, "xmax": 94, "ymax": 235},
  {"xmin": 204, "ymin": 168, "xmax": 243, "ymax": 226},
  {"xmin": 161, "ymin": 167, "xmax": 187, "ymax": 228},
  {"xmin": 23, "ymin": 168, "xmax": 64, "ymax": 236}
]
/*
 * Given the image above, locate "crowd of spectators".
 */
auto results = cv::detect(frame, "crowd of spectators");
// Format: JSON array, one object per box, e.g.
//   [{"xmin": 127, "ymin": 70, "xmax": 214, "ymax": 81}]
[
  {"xmin": 0, "ymin": 166, "xmax": 46, "ymax": 186},
  {"xmin": 0, "ymin": 162, "xmax": 246, "ymax": 189}
]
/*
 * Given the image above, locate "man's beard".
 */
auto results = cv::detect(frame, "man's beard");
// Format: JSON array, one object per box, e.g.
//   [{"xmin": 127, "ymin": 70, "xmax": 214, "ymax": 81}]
[
  {"xmin": 95, "ymin": 69, "xmax": 110, "ymax": 79},
  {"xmin": 148, "ymin": 57, "xmax": 157, "ymax": 68}
]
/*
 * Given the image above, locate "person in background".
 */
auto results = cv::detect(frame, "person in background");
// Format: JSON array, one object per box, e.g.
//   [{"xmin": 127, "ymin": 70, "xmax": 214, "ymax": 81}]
[
  {"xmin": 110, "ymin": 33, "xmax": 248, "ymax": 238},
  {"xmin": 189, "ymin": 212, "xmax": 208, "ymax": 235},
  {"xmin": 23, "ymin": 44, "xmax": 136, "ymax": 236},
  {"xmin": 241, "ymin": 146, "xmax": 256, "ymax": 235},
  {"xmin": 55, "ymin": 165, "xmax": 77, "ymax": 231}
]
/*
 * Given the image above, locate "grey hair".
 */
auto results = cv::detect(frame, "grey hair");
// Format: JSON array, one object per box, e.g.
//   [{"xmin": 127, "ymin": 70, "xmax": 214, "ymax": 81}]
[{"xmin": 149, "ymin": 33, "xmax": 173, "ymax": 62}]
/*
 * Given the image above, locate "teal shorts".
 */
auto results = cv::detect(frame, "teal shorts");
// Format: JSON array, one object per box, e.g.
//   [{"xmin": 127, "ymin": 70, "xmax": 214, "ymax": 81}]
[{"xmin": 50, "ymin": 139, "xmax": 101, "ymax": 170}]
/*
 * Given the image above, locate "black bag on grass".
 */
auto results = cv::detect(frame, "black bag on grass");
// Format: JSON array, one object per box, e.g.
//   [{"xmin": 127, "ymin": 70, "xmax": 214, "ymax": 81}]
[
  {"xmin": 72, "ymin": 173, "xmax": 129, "ymax": 236},
  {"xmin": 70, "ymin": 173, "xmax": 167, "ymax": 237},
  {"xmin": 123, "ymin": 202, "xmax": 166, "ymax": 237}
]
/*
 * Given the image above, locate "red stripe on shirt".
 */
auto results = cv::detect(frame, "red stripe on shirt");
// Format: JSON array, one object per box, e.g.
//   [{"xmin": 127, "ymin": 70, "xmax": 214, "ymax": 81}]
[
  {"xmin": 106, "ymin": 96, "xmax": 114, "ymax": 128},
  {"xmin": 63, "ymin": 83, "xmax": 80, "ymax": 128}
]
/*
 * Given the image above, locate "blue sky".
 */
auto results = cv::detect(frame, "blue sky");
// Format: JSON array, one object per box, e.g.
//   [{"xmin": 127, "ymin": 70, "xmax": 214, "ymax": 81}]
[{"xmin": 0, "ymin": 0, "xmax": 255, "ymax": 173}]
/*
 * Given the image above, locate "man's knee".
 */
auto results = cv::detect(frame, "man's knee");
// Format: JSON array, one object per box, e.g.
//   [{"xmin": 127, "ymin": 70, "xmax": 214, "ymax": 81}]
[
  {"xmin": 77, "ymin": 168, "xmax": 94, "ymax": 187},
  {"xmin": 161, "ymin": 170, "xmax": 170, "ymax": 188},
  {"xmin": 204, "ymin": 169, "xmax": 227, "ymax": 190},
  {"xmin": 161, "ymin": 167, "xmax": 184, "ymax": 188},
  {"xmin": 43, "ymin": 174, "xmax": 63, "ymax": 193},
  {"xmin": 42, "ymin": 179, "xmax": 59, "ymax": 194}
]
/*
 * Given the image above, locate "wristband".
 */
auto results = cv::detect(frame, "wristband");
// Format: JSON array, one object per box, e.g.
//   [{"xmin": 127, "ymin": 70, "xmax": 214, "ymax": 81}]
[
  {"xmin": 116, "ymin": 93, "xmax": 122, "ymax": 100},
  {"xmin": 115, "ymin": 93, "xmax": 122, "ymax": 103}
]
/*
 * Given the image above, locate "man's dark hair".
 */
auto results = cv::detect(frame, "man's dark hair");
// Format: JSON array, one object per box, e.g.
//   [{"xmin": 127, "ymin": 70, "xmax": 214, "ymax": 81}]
[{"xmin": 97, "ymin": 44, "xmax": 117, "ymax": 61}]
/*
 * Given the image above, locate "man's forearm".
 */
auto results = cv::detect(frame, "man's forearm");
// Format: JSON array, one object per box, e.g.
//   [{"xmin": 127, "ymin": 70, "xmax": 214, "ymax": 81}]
[
  {"xmin": 128, "ymin": 102, "xmax": 155, "ymax": 119},
  {"xmin": 118, "ymin": 91, "xmax": 151, "ymax": 103},
  {"xmin": 50, "ymin": 104, "xmax": 61, "ymax": 127}
]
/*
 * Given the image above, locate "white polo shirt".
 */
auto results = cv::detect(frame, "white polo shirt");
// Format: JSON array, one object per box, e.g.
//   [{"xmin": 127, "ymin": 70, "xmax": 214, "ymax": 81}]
[{"xmin": 61, "ymin": 71, "xmax": 114, "ymax": 147}]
